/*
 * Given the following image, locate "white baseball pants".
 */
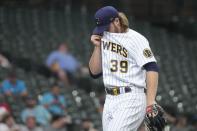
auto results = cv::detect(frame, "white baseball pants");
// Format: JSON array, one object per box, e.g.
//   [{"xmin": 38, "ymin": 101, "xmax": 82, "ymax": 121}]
[{"xmin": 102, "ymin": 88, "xmax": 146, "ymax": 131}]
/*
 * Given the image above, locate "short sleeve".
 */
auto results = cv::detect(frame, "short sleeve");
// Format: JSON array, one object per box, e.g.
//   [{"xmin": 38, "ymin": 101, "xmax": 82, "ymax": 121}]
[
  {"xmin": 40, "ymin": 106, "xmax": 51, "ymax": 120},
  {"xmin": 21, "ymin": 110, "xmax": 27, "ymax": 123},
  {"xmin": 2, "ymin": 80, "xmax": 10, "ymax": 93},
  {"xmin": 60, "ymin": 96, "xmax": 66, "ymax": 107},
  {"xmin": 19, "ymin": 81, "xmax": 27, "ymax": 93},
  {"xmin": 46, "ymin": 52, "xmax": 57, "ymax": 67},
  {"xmin": 40, "ymin": 93, "xmax": 50, "ymax": 105},
  {"xmin": 130, "ymin": 37, "xmax": 156, "ymax": 67}
]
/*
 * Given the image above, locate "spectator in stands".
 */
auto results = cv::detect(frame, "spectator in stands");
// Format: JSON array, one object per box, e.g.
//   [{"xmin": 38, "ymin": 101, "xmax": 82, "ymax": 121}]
[
  {"xmin": 0, "ymin": 106, "xmax": 8, "ymax": 121},
  {"xmin": 46, "ymin": 43, "xmax": 80, "ymax": 85},
  {"xmin": 40, "ymin": 84, "xmax": 66, "ymax": 116},
  {"xmin": 21, "ymin": 115, "xmax": 43, "ymax": 131},
  {"xmin": 171, "ymin": 114, "xmax": 191, "ymax": 131},
  {"xmin": 1, "ymin": 71, "xmax": 28, "ymax": 97},
  {"xmin": 0, "ymin": 85, "xmax": 2, "ymax": 97},
  {"xmin": 0, "ymin": 107, "xmax": 9, "ymax": 131},
  {"xmin": 0, "ymin": 102, "xmax": 11, "ymax": 130},
  {"xmin": 81, "ymin": 118, "xmax": 97, "ymax": 131},
  {"xmin": 0, "ymin": 123, "xmax": 9, "ymax": 131},
  {"xmin": 43, "ymin": 115, "xmax": 71, "ymax": 131},
  {"xmin": 2, "ymin": 113, "xmax": 21, "ymax": 131},
  {"xmin": 21, "ymin": 96, "xmax": 51, "ymax": 126},
  {"xmin": 0, "ymin": 103, "xmax": 11, "ymax": 113},
  {"xmin": 0, "ymin": 54, "xmax": 11, "ymax": 69}
]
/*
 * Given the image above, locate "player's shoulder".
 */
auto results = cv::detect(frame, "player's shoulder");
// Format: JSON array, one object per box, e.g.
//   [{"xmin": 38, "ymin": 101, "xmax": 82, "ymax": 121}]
[{"xmin": 127, "ymin": 28, "xmax": 149, "ymax": 43}]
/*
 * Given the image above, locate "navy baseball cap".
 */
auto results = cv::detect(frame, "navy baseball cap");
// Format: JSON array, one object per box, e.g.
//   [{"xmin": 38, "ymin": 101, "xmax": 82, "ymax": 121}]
[{"xmin": 93, "ymin": 6, "xmax": 118, "ymax": 35}]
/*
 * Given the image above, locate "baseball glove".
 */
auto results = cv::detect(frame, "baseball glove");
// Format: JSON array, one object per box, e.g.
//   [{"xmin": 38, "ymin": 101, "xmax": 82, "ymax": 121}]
[{"xmin": 144, "ymin": 104, "xmax": 166, "ymax": 131}]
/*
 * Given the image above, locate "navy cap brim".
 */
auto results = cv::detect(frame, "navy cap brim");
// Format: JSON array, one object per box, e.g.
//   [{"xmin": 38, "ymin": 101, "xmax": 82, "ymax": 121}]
[{"xmin": 93, "ymin": 24, "xmax": 109, "ymax": 35}]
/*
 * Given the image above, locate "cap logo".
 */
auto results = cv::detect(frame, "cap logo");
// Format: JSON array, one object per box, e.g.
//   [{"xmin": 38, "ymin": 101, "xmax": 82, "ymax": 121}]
[{"xmin": 96, "ymin": 18, "xmax": 100, "ymax": 25}]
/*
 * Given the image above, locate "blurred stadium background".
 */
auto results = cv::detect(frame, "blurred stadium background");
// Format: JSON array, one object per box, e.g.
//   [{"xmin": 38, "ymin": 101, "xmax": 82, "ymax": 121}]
[{"xmin": 0, "ymin": 0, "xmax": 196, "ymax": 131}]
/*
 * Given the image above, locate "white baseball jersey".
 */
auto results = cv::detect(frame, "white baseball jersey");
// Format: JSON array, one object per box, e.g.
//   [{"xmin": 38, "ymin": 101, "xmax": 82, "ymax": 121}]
[
  {"xmin": 101, "ymin": 28, "xmax": 156, "ymax": 131},
  {"xmin": 101, "ymin": 28, "xmax": 156, "ymax": 88}
]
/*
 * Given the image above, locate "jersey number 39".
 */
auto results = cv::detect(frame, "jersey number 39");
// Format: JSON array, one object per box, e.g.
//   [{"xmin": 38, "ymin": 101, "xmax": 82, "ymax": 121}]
[{"xmin": 110, "ymin": 60, "xmax": 128, "ymax": 73}]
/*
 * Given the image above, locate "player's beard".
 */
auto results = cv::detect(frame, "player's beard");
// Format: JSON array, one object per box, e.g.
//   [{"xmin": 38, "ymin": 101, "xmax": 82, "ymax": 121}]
[
  {"xmin": 108, "ymin": 21, "xmax": 122, "ymax": 33},
  {"xmin": 113, "ymin": 23, "xmax": 122, "ymax": 33}
]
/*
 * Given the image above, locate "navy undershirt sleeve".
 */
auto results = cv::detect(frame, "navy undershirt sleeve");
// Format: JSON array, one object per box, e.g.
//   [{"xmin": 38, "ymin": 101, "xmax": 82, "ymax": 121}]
[
  {"xmin": 89, "ymin": 68, "xmax": 102, "ymax": 79},
  {"xmin": 143, "ymin": 62, "xmax": 159, "ymax": 72}
]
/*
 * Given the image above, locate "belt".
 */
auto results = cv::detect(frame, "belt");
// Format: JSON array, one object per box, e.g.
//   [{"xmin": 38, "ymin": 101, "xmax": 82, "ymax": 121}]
[
  {"xmin": 105, "ymin": 86, "xmax": 132, "ymax": 96},
  {"xmin": 105, "ymin": 86, "xmax": 146, "ymax": 96}
]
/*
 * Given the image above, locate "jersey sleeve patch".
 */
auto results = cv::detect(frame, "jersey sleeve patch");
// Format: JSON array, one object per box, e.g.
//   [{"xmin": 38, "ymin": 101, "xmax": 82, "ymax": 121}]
[{"xmin": 143, "ymin": 48, "xmax": 153, "ymax": 58}]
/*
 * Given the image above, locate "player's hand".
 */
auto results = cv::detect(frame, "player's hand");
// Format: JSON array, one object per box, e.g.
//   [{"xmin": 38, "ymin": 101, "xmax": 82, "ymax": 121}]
[{"xmin": 91, "ymin": 35, "xmax": 102, "ymax": 47}]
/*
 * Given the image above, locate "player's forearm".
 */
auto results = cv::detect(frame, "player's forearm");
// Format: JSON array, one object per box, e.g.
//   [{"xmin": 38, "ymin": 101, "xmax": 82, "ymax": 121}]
[
  {"xmin": 89, "ymin": 46, "xmax": 102, "ymax": 74},
  {"xmin": 146, "ymin": 71, "xmax": 158, "ymax": 106}
]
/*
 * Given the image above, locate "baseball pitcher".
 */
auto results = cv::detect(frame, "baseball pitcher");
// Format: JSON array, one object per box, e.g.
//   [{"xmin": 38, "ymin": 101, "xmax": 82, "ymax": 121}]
[{"xmin": 89, "ymin": 6, "xmax": 166, "ymax": 131}]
